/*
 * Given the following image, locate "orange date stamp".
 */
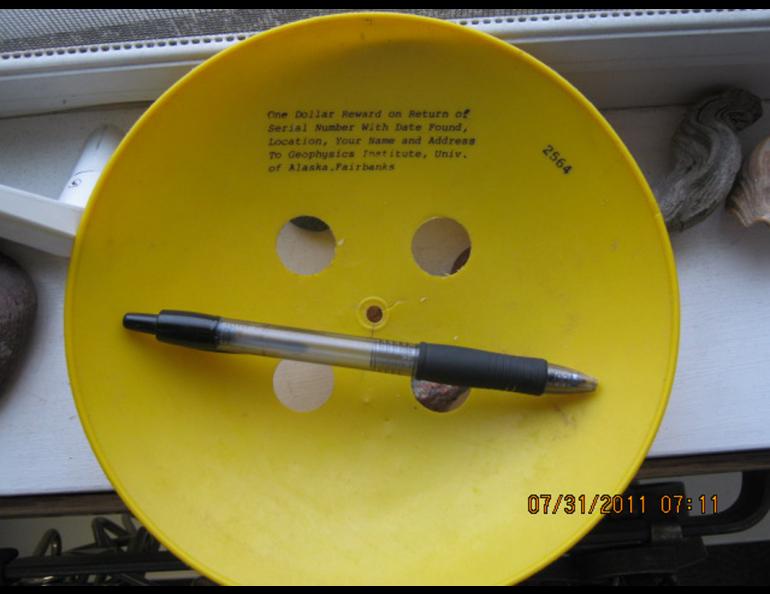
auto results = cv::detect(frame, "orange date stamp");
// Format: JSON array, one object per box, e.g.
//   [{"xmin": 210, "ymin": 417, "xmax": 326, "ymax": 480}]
[{"xmin": 527, "ymin": 493, "xmax": 718, "ymax": 515}]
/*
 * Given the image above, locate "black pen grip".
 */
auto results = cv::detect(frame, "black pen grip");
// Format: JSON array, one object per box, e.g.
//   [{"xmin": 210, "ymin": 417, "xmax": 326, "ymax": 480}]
[{"xmin": 415, "ymin": 343, "xmax": 548, "ymax": 395}]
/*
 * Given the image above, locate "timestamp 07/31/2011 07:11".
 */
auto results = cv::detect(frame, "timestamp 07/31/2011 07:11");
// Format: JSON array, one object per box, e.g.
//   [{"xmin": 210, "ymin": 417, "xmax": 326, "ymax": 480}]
[{"xmin": 527, "ymin": 493, "xmax": 719, "ymax": 516}]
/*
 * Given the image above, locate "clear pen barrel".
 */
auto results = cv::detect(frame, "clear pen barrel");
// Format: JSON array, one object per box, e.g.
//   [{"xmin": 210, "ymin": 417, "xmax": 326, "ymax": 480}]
[{"xmin": 217, "ymin": 319, "xmax": 419, "ymax": 375}]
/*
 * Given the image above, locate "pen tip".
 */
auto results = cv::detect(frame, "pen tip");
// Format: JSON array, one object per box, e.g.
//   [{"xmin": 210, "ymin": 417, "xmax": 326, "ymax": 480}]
[
  {"xmin": 545, "ymin": 364, "xmax": 598, "ymax": 393},
  {"xmin": 123, "ymin": 313, "xmax": 158, "ymax": 334}
]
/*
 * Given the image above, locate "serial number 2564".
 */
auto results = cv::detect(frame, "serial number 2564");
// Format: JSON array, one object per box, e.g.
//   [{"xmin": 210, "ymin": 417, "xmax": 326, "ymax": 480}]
[{"xmin": 542, "ymin": 144, "xmax": 572, "ymax": 174}]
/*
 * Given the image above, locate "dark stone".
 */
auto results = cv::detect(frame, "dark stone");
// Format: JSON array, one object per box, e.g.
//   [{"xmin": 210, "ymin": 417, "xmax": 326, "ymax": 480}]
[
  {"xmin": 0, "ymin": 252, "xmax": 36, "ymax": 394},
  {"xmin": 290, "ymin": 216, "xmax": 329, "ymax": 232}
]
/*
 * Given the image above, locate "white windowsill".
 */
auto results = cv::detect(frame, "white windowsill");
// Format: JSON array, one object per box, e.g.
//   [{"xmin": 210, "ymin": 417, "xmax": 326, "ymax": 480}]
[{"xmin": 2, "ymin": 11, "xmax": 770, "ymax": 495}]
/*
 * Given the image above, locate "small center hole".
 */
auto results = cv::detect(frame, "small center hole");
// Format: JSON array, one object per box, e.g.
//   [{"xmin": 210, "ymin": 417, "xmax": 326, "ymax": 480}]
[{"xmin": 366, "ymin": 305, "xmax": 384, "ymax": 323}]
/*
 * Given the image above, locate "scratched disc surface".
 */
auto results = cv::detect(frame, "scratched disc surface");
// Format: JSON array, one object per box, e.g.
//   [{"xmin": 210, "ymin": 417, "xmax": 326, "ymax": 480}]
[{"xmin": 66, "ymin": 13, "xmax": 679, "ymax": 585}]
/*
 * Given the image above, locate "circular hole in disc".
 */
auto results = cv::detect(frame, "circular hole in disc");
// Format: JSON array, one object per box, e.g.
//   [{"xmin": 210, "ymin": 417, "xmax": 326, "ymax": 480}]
[
  {"xmin": 277, "ymin": 216, "xmax": 335, "ymax": 274},
  {"xmin": 412, "ymin": 217, "xmax": 471, "ymax": 276},
  {"xmin": 272, "ymin": 360, "xmax": 334, "ymax": 412}
]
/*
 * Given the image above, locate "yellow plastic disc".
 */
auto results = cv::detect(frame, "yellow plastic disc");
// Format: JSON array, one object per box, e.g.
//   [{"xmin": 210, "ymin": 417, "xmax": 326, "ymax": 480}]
[{"xmin": 66, "ymin": 13, "xmax": 679, "ymax": 585}]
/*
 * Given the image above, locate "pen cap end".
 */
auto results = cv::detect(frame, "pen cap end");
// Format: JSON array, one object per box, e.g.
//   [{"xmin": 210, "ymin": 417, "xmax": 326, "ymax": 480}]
[{"xmin": 123, "ymin": 313, "xmax": 158, "ymax": 334}]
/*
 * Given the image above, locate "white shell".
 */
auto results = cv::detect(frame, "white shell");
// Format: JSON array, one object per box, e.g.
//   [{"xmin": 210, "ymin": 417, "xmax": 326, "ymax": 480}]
[{"xmin": 727, "ymin": 136, "xmax": 770, "ymax": 228}]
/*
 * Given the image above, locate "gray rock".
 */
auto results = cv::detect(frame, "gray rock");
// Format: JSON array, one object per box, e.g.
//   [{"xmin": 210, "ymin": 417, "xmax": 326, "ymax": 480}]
[
  {"xmin": 0, "ymin": 252, "xmax": 36, "ymax": 393},
  {"xmin": 655, "ymin": 88, "xmax": 763, "ymax": 232}
]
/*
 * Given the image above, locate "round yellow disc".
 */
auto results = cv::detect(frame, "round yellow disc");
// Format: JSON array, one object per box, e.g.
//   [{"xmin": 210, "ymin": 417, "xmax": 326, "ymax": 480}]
[{"xmin": 65, "ymin": 13, "xmax": 679, "ymax": 585}]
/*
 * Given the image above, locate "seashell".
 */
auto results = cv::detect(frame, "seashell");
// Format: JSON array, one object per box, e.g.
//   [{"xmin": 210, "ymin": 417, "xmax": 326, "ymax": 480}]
[
  {"xmin": 0, "ymin": 252, "xmax": 37, "ymax": 395},
  {"xmin": 726, "ymin": 136, "xmax": 770, "ymax": 227},
  {"xmin": 655, "ymin": 88, "xmax": 763, "ymax": 232}
]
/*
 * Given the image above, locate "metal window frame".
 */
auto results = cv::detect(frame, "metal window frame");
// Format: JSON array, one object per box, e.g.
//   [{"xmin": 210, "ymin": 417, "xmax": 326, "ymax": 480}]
[{"xmin": 1, "ymin": 10, "xmax": 770, "ymax": 117}]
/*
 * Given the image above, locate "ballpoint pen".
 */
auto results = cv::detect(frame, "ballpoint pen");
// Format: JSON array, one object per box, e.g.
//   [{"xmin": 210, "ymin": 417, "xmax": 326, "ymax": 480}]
[{"xmin": 123, "ymin": 310, "xmax": 597, "ymax": 408}]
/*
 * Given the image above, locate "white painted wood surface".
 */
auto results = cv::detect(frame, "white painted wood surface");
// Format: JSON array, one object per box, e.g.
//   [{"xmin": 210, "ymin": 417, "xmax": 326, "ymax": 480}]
[
  {"xmin": 2, "ymin": 82, "xmax": 770, "ymax": 492},
  {"xmin": 605, "ymin": 106, "xmax": 770, "ymax": 457},
  {"xmin": 0, "ymin": 108, "xmax": 146, "ymax": 495}
]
